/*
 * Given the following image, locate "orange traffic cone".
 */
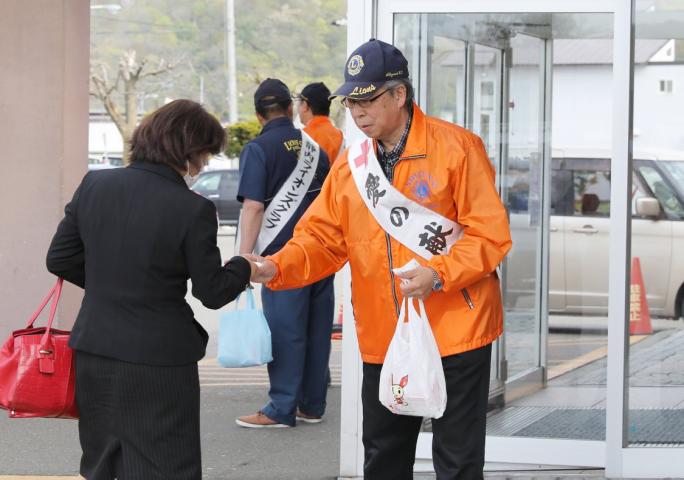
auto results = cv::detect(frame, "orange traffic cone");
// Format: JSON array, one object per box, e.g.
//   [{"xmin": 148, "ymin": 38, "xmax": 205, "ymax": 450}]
[
  {"xmin": 332, "ymin": 304, "xmax": 343, "ymax": 340},
  {"xmin": 630, "ymin": 257, "xmax": 653, "ymax": 335}
]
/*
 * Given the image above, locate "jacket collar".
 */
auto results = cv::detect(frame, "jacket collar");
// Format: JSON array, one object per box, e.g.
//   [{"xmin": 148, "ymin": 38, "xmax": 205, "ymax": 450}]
[
  {"xmin": 261, "ymin": 116, "xmax": 294, "ymax": 134},
  {"xmin": 306, "ymin": 116, "xmax": 333, "ymax": 129},
  {"xmin": 371, "ymin": 102, "xmax": 427, "ymax": 161},
  {"xmin": 128, "ymin": 161, "xmax": 187, "ymax": 187},
  {"xmin": 400, "ymin": 102, "xmax": 427, "ymax": 159}
]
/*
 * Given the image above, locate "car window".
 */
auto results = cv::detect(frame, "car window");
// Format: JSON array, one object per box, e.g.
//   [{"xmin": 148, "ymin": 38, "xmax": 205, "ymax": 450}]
[
  {"xmin": 551, "ymin": 169, "xmax": 574, "ymax": 216},
  {"xmin": 638, "ymin": 165, "xmax": 684, "ymax": 219},
  {"xmin": 220, "ymin": 171, "xmax": 240, "ymax": 195},
  {"xmin": 660, "ymin": 161, "xmax": 684, "ymax": 195},
  {"xmin": 572, "ymin": 170, "xmax": 611, "ymax": 217},
  {"xmin": 551, "ymin": 158, "xmax": 611, "ymax": 217},
  {"xmin": 193, "ymin": 172, "xmax": 221, "ymax": 193}
]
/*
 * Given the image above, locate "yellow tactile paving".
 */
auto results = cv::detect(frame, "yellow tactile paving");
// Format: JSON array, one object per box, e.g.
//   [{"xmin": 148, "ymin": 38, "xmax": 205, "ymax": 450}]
[
  {"xmin": 548, "ymin": 334, "xmax": 646, "ymax": 380},
  {"xmin": 0, "ymin": 477, "xmax": 81, "ymax": 479}
]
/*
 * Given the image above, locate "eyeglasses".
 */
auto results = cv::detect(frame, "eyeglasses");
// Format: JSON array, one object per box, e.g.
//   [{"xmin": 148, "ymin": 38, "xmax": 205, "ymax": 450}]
[{"xmin": 341, "ymin": 89, "xmax": 393, "ymax": 110}]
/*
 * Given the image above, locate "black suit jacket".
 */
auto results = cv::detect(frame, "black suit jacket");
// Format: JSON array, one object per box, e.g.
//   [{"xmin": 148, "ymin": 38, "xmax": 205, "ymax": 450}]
[{"xmin": 46, "ymin": 162, "xmax": 251, "ymax": 366}]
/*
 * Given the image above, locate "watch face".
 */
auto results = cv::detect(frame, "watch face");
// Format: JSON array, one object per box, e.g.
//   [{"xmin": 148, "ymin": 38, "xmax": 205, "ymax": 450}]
[{"xmin": 434, "ymin": 281, "xmax": 443, "ymax": 291}]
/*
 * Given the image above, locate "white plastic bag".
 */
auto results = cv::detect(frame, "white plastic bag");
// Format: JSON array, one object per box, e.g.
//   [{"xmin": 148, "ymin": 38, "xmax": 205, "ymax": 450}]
[{"xmin": 379, "ymin": 297, "xmax": 447, "ymax": 419}]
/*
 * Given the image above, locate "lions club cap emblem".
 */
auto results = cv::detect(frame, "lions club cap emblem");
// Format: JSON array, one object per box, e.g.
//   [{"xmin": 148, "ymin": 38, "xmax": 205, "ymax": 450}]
[{"xmin": 347, "ymin": 54, "xmax": 364, "ymax": 76}]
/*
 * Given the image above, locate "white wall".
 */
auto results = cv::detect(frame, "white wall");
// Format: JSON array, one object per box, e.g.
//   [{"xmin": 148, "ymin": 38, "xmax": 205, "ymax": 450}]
[
  {"xmin": 633, "ymin": 64, "xmax": 684, "ymax": 153},
  {"xmin": 549, "ymin": 63, "xmax": 684, "ymax": 153},
  {"xmin": 508, "ymin": 65, "xmax": 542, "ymax": 156},
  {"xmin": 89, "ymin": 120, "xmax": 124, "ymax": 157},
  {"xmin": 551, "ymin": 65, "xmax": 614, "ymax": 150}
]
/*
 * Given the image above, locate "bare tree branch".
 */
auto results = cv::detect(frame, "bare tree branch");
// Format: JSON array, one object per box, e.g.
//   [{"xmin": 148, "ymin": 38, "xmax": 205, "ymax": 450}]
[
  {"xmin": 89, "ymin": 49, "xmax": 176, "ymax": 164},
  {"xmin": 140, "ymin": 59, "xmax": 176, "ymax": 79}
]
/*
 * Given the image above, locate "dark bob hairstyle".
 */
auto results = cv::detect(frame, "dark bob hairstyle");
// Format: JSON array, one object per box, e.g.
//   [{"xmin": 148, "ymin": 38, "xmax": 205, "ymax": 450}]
[{"xmin": 129, "ymin": 99, "xmax": 226, "ymax": 170}]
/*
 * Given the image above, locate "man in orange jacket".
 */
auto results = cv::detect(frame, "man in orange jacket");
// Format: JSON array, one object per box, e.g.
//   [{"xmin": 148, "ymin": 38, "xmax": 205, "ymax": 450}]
[
  {"xmin": 249, "ymin": 39, "xmax": 512, "ymax": 479},
  {"xmin": 297, "ymin": 82, "xmax": 344, "ymax": 165}
]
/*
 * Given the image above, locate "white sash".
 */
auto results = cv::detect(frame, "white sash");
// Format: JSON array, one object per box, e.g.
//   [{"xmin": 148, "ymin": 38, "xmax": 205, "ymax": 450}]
[
  {"xmin": 347, "ymin": 139, "xmax": 463, "ymax": 260},
  {"xmin": 251, "ymin": 131, "xmax": 320, "ymax": 255}
]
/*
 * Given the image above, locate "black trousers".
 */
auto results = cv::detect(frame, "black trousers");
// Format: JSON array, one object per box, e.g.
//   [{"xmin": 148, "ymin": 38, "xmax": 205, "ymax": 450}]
[
  {"xmin": 75, "ymin": 351, "xmax": 202, "ymax": 480},
  {"xmin": 362, "ymin": 343, "xmax": 492, "ymax": 480}
]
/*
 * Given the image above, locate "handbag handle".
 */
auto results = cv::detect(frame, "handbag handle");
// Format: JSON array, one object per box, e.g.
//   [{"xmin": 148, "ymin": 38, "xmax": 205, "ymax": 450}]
[
  {"xmin": 245, "ymin": 288, "xmax": 255, "ymax": 309},
  {"xmin": 40, "ymin": 278, "xmax": 63, "ymax": 352},
  {"xmin": 234, "ymin": 287, "xmax": 256, "ymax": 310},
  {"xmin": 23, "ymin": 278, "xmax": 63, "ymax": 351},
  {"xmin": 26, "ymin": 278, "xmax": 63, "ymax": 329}
]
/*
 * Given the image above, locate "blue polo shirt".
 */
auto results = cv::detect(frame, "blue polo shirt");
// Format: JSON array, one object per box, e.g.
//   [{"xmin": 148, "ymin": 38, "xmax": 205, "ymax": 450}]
[{"xmin": 237, "ymin": 116, "xmax": 330, "ymax": 256}]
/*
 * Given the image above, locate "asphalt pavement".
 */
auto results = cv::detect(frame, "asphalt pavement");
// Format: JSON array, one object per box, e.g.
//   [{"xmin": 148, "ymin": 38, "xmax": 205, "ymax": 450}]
[{"xmin": 0, "ymin": 385, "xmax": 342, "ymax": 479}]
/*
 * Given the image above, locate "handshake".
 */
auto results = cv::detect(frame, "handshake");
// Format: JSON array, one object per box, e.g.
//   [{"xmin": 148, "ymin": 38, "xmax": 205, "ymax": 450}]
[{"xmin": 240, "ymin": 254, "xmax": 277, "ymax": 284}]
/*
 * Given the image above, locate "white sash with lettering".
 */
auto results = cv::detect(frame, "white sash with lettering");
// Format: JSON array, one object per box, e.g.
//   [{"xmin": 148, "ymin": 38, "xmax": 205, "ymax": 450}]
[
  {"xmin": 250, "ymin": 131, "xmax": 321, "ymax": 255},
  {"xmin": 347, "ymin": 139, "xmax": 463, "ymax": 260}
]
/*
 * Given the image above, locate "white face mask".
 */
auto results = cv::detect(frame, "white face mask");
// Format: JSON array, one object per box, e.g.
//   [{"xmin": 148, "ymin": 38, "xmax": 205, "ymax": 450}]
[
  {"xmin": 184, "ymin": 172, "xmax": 200, "ymax": 188},
  {"xmin": 184, "ymin": 162, "xmax": 200, "ymax": 188}
]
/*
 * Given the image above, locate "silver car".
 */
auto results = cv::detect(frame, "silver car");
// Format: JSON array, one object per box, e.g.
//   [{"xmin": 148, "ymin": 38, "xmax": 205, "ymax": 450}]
[{"xmin": 506, "ymin": 150, "xmax": 684, "ymax": 318}]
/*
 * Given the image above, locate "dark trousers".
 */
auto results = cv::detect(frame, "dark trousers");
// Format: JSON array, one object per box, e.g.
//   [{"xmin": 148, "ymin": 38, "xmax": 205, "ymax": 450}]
[
  {"xmin": 362, "ymin": 343, "xmax": 492, "ymax": 480},
  {"xmin": 261, "ymin": 275, "xmax": 335, "ymax": 426},
  {"xmin": 75, "ymin": 351, "xmax": 202, "ymax": 480}
]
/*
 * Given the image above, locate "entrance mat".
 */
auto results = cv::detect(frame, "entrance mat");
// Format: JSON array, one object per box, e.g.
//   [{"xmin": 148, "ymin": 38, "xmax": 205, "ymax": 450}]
[{"xmin": 505, "ymin": 408, "xmax": 684, "ymax": 444}]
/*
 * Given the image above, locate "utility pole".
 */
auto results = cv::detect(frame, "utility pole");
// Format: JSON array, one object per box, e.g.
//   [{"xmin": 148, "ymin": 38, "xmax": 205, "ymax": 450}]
[{"xmin": 226, "ymin": 0, "xmax": 238, "ymax": 123}]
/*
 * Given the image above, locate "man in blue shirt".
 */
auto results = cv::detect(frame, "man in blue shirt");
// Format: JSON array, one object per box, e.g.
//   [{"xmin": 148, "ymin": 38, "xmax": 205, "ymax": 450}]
[{"xmin": 235, "ymin": 78, "xmax": 334, "ymax": 428}]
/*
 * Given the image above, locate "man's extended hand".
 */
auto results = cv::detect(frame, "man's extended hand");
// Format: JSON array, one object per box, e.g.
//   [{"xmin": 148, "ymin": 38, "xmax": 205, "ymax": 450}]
[
  {"xmin": 241, "ymin": 254, "xmax": 277, "ymax": 283},
  {"xmin": 394, "ymin": 266, "xmax": 434, "ymax": 300}
]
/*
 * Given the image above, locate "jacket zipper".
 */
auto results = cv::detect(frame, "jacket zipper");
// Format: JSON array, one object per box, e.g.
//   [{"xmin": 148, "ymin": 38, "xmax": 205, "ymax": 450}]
[
  {"xmin": 385, "ymin": 233, "xmax": 401, "ymax": 317},
  {"xmin": 399, "ymin": 154, "xmax": 427, "ymax": 161},
  {"xmin": 382, "ymin": 150, "xmax": 428, "ymax": 317},
  {"xmin": 461, "ymin": 288, "xmax": 475, "ymax": 309},
  {"xmin": 384, "ymin": 153, "xmax": 429, "ymax": 317}
]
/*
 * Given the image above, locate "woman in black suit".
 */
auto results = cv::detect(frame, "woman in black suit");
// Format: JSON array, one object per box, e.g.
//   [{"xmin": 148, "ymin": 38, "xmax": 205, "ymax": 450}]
[{"xmin": 46, "ymin": 99, "xmax": 253, "ymax": 480}]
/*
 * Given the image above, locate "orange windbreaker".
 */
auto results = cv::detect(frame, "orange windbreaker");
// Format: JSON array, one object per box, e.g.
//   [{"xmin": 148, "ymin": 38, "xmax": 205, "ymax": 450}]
[
  {"xmin": 304, "ymin": 116, "xmax": 344, "ymax": 166},
  {"xmin": 268, "ymin": 104, "xmax": 512, "ymax": 364}
]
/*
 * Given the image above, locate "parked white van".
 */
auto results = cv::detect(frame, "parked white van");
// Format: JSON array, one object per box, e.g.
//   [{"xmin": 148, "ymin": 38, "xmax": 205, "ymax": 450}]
[{"xmin": 506, "ymin": 149, "xmax": 684, "ymax": 318}]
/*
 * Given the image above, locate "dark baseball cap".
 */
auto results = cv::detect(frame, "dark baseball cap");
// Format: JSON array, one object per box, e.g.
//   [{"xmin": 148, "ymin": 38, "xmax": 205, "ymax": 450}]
[
  {"xmin": 331, "ymin": 39, "xmax": 409, "ymax": 100},
  {"xmin": 254, "ymin": 78, "xmax": 291, "ymax": 108},
  {"xmin": 298, "ymin": 82, "xmax": 332, "ymax": 106}
]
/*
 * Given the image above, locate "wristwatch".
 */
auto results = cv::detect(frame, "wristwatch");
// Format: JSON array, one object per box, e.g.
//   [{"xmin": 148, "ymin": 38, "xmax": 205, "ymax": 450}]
[{"xmin": 430, "ymin": 268, "xmax": 443, "ymax": 292}]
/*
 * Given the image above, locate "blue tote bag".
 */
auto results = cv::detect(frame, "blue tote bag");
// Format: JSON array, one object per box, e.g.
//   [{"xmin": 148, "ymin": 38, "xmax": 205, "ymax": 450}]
[{"xmin": 217, "ymin": 288, "xmax": 272, "ymax": 368}]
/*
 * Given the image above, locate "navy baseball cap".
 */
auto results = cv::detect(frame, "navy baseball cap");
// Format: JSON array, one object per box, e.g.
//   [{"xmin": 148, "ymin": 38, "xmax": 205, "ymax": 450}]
[
  {"xmin": 254, "ymin": 78, "xmax": 292, "ymax": 108},
  {"xmin": 331, "ymin": 39, "xmax": 409, "ymax": 100},
  {"xmin": 298, "ymin": 82, "xmax": 332, "ymax": 106}
]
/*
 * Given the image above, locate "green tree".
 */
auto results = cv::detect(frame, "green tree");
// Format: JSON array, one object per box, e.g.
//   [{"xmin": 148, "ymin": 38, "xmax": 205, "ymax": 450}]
[{"xmin": 225, "ymin": 120, "xmax": 262, "ymax": 158}]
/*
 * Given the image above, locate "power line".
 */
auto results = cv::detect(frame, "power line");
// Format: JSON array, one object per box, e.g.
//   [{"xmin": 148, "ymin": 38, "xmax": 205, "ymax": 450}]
[
  {"xmin": 91, "ymin": 14, "xmax": 192, "ymax": 30},
  {"xmin": 93, "ymin": 30, "xmax": 189, "ymax": 35}
]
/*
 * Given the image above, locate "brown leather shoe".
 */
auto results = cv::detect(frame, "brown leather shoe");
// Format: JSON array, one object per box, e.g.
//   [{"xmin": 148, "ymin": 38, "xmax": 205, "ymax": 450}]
[
  {"xmin": 296, "ymin": 409, "xmax": 323, "ymax": 424},
  {"xmin": 235, "ymin": 411, "xmax": 289, "ymax": 428}
]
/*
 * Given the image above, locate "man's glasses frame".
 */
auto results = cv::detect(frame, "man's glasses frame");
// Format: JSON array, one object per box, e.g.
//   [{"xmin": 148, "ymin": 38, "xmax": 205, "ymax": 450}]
[{"xmin": 341, "ymin": 88, "xmax": 393, "ymax": 109}]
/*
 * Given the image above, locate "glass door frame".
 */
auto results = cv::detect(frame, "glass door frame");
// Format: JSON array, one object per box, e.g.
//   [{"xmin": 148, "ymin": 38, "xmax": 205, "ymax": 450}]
[
  {"xmin": 604, "ymin": 1, "xmax": 684, "ymax": 478},
  {"xmin": 340, "ymin": 0, "xmax": 673, "ymax": 477}
]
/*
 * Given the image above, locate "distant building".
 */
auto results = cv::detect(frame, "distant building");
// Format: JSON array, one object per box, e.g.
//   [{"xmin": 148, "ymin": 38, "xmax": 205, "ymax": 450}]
[
  {"xmin": 426, "ymin": 38, "xmax": 682, "ymax": 155},
  {"xmin": 549, "ymin": 39, "xmax": 683, "ymax": 152},
  {"xmin": 88, "ymin": 112, "xmax": 124, "ymax": 164}
]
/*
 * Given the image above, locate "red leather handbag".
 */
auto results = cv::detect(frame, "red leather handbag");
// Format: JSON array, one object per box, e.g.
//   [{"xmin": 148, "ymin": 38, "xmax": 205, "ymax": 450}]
[{"xmin": 0, "ymin": 278, "xmax": 78, "ymax": 419}]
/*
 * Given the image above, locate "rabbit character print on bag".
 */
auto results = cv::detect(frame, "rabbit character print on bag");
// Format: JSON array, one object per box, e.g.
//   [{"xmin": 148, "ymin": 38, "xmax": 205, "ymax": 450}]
[{"xmin": 391, "ymin": 375, "xmax": 409, "ymax": 407}]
